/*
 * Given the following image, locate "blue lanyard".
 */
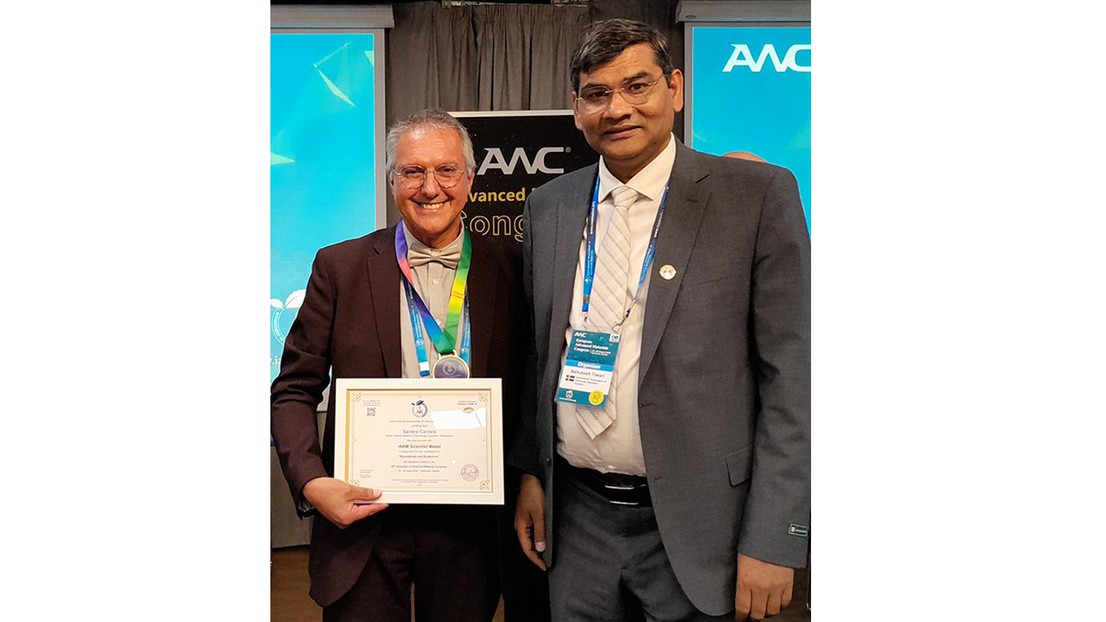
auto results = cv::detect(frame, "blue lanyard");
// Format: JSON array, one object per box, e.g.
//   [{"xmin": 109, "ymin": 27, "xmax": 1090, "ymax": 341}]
[
  {"xmin": 581, "ymin": 176, "xmax": 670, "ymax": 326},
  {"xmin": 402, "ymin": 279, "xmax": 471, "ymax": 377}
]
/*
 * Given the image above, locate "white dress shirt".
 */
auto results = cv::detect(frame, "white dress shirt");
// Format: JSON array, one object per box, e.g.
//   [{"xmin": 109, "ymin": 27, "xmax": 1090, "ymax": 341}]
[{"xmin": 556, "ymin": 134, "xmax": 677, "ymax": 475}]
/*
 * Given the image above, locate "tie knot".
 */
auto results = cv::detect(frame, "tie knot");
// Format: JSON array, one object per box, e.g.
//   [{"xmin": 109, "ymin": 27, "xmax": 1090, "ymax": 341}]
[{"xmin": 610, "ymin": 185, "xmax": 637, "ymax": 211}]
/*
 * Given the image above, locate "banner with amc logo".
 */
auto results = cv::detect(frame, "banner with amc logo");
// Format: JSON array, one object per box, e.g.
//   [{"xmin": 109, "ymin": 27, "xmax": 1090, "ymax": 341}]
[
  {"xmin": 454, "ymin": 111, "xmax": 598, "ymax": 244},
  {"xmin": 688, "ymin": 25, "xmax": 811, "ymax": 229}
]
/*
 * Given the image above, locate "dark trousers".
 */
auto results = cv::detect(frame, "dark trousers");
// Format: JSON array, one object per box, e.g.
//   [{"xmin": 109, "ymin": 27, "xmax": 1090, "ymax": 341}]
[
  {"xmin": 323, "ymin": 505, "xmax": 500, "ymax": 622},
  {"xmin": 549, "ymin": 468, "xmax": 730, "ymax": 622}
]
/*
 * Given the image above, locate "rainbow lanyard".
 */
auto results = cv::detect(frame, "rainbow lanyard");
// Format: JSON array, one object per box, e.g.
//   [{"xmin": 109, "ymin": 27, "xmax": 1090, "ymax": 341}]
[{"xmin": 394, "ymin": 224, "xmax": 472, "ymax": 376}]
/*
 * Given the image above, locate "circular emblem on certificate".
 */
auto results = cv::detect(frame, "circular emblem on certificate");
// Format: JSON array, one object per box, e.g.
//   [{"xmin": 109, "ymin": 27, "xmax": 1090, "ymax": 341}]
[
  {"xmin": 588, "ymin": 390, "xmax": 605, "ymax": 405},
  {"xmin": 432, "ymin": 355, "xmax": 470, "ymax": 378},
  {"xmin": 461, "ymin": 464, "xmax": 479, "ymax": 482},
  {"xmin": 411, "ymin": 400, "xmax": 428, "ymax": 418}
]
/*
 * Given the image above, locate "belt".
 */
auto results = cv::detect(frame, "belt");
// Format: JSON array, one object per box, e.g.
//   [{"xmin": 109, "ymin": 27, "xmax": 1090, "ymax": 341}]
[{"xmin": 557, "ymin": 456, "xmax": 651, "ymax": 507}]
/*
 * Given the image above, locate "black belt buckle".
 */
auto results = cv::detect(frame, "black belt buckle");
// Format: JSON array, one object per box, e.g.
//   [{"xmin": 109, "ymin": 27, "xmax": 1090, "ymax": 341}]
[
  {"xmin": 600, "ymin": 480, "xmax": 650, "ymax": 507},
  {"xmin": 560, "ymin": 458, "xmax": 651, "ymax": 507}
]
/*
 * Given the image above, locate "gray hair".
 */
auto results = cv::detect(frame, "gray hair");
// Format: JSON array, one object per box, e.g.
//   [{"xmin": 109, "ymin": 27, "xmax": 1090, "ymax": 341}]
[
  {"xmin": 570, "ymin": 19, "xmax": 675, "ymax": 93},
  {"xmin": 385, "ymin": 108, "xmax": 476, "ymax": 174}
]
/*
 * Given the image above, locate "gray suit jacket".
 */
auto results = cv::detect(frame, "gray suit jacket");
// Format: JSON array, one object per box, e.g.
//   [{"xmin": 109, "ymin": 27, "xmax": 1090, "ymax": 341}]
[{"xmin": 511, "ymin": 142, "xmax": 810, "ymax": 615}]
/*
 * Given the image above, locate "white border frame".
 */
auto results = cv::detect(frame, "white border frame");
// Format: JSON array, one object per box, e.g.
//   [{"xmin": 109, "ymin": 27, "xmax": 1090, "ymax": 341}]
[{"xmin": 334, "ymin": 377, "xmax": 504, "ymax": 505}]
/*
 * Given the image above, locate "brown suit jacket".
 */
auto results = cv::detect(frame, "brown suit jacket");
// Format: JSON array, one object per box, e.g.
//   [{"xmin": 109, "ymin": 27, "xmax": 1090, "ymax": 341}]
[{"xmin": 271, "ymin": 225, "xmax": 526, "ymax": 606}]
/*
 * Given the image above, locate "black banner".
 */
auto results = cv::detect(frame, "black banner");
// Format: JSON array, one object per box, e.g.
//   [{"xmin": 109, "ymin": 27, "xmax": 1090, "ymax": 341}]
[{"xmin": 455, "ymin": 111, "xmax": 598, "ymax": 244}]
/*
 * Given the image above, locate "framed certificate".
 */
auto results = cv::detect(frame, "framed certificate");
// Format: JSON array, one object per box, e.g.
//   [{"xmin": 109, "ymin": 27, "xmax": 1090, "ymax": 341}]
[{"xmin": 333, "ymin": 378, "xmax": 503, "ymax": 505}]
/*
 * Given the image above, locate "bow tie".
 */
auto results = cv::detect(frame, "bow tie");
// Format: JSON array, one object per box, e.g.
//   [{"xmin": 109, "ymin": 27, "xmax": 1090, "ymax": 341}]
[{"xmin": 407, "ymin": 245, "xmax": 461, "ymax": 269}]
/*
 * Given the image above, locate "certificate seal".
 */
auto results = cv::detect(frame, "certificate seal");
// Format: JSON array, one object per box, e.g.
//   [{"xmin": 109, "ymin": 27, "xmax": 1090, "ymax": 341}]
[
  {"xmin": 461, "ymin": 464, "xmax": 479, "ymax": 482},
  {"xmin": 588, "ymin": 390, "xmax": 605, "ymax": 405},
  {"xmin": 411, "ymin": 400, "xmax": 428, "ymax": 418}
]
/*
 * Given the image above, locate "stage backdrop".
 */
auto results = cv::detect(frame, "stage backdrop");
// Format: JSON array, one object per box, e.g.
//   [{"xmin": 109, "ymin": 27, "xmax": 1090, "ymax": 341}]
[
  {"xmin": 270, "ymin": 31, "xmax": 385, "ymax": 382},
  {"xmin": 454, "ymin": 111, "xmax": 598, "ymax": 245},
  {"xmin": 686, "ymin": 24, "xmax": 811, "ymax": 228}
]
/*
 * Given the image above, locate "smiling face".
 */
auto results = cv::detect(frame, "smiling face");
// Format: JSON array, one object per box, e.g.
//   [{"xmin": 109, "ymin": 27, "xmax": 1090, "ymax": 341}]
[
  {"xmin": 389, "ymin": 126, "xmax": 473, "ymax": 249},
  {"xmin": 572, "ymin": 43, "xmax": 684, "ymax": 182}
]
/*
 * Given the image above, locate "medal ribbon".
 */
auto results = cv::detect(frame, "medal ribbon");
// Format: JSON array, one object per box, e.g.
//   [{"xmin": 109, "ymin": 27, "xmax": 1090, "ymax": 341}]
[
  {"xmin": 395, "ymin": 223, "xmax": 472, "ymax": 374},
  {"xmin": 581, "ymin": 176, "xmax": 670, "ymax": 325},
  {"xmin": 402, "ymin": 282, "xmax": 471, "ymax": 376}
]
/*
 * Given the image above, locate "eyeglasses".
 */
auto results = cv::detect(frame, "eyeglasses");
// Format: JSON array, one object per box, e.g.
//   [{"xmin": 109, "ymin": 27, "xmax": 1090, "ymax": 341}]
[
  {"xmin": 575, "ymin": 75, "xmax": 665, "ymax": 114},
  {"xmin": 391, "ymin": 164, "xmax": 467, "ymax": 189}
]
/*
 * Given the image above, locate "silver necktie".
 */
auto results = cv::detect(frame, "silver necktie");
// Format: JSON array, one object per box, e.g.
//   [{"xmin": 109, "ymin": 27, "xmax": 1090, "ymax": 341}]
[{"xmin": 576, "ymin": 184, "xmax": 637, "ymax": 439}]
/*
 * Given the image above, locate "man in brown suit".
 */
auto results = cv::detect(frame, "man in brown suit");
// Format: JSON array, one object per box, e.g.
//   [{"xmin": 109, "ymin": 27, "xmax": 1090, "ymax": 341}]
[{"xmin": 271, "ymin": 109, "xmax": 526, "ymax": 621}]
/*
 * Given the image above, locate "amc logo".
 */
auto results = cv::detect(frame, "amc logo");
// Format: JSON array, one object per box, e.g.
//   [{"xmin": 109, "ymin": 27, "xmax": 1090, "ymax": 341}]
[
  {"xmin": 477, "ymin": 147, "xmax": 566, "ymax": 175},
  {"xmin": 723, "ymin": 43, "xmax": 811, "ymax": 73}
]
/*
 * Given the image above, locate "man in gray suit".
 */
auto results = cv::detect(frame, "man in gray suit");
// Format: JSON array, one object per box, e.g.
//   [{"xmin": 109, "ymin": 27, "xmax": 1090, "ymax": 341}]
[{"xmin": 511, "ymin": 19, "xmax": 810, "ymax": 621}]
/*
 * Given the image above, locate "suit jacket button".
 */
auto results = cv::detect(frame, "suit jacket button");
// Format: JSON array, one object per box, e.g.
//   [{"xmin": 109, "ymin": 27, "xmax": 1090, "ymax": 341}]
[{"xmin": 545, "ymin": 457, "xmax": 552, "ymax": 465}]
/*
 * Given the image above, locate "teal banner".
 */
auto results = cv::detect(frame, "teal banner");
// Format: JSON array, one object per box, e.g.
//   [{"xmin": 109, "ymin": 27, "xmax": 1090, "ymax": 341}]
[
  {"xmin": 690, "ymin": 26, "xmax": 811, "ymax": 229},
  {"xmin": 270, "ymin": 33, "xmax": 379, "ymax": 381}
]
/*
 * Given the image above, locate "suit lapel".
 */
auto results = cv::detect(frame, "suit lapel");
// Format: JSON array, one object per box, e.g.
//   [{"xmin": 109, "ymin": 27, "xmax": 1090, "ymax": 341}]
[
  {"xmin": 465, "ymin": 236, "xmax": 496, "ymax": 377},
  {"xmin": 547, "ymin": 166, "xmax": 597, "ymax": 377},
  {"xmin": 367, "ymin": 227, "xmax": 403, "ymax": 378},
  {"xmin": 639, "ymin": 145, "xmax": 709, "ymax": 384}
]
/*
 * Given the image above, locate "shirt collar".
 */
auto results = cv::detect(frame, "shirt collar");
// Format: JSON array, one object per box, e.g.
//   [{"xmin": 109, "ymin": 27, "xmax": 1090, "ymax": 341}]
[{"xmin": 597, "ymin": 133, "xmax": 676, "ymax": 203}]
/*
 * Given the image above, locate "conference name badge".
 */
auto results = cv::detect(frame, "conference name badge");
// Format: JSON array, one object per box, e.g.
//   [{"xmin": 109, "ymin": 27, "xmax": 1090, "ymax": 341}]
[{"xmin": 555, "ymin": 330, "xmax": 620, "ymax": 408}]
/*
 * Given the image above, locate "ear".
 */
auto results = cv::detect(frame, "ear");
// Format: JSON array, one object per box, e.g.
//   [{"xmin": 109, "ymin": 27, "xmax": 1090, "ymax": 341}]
[
  {"xmin": 572, "ymin": 93, "xmax": 584, "ymax": 131},
  {"xmin": 668, "ymin": 69, "xmax": 685, "ymax": 114}
]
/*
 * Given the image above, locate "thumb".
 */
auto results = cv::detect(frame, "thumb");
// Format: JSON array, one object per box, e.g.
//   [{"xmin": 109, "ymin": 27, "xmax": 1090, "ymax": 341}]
[
  {"xmin": 350, "ymin": 486, "xmax": 383, "ymax": 502},
  {"xmin": 348, "ymin": 500, "xmax": 388, "ymax": 522}
]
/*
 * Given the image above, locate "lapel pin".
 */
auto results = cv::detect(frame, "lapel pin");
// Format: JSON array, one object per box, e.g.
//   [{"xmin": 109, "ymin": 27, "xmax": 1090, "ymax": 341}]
[{"xmin": 659, "ymin": 264, "xmax": 676, "ymax": 280}]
